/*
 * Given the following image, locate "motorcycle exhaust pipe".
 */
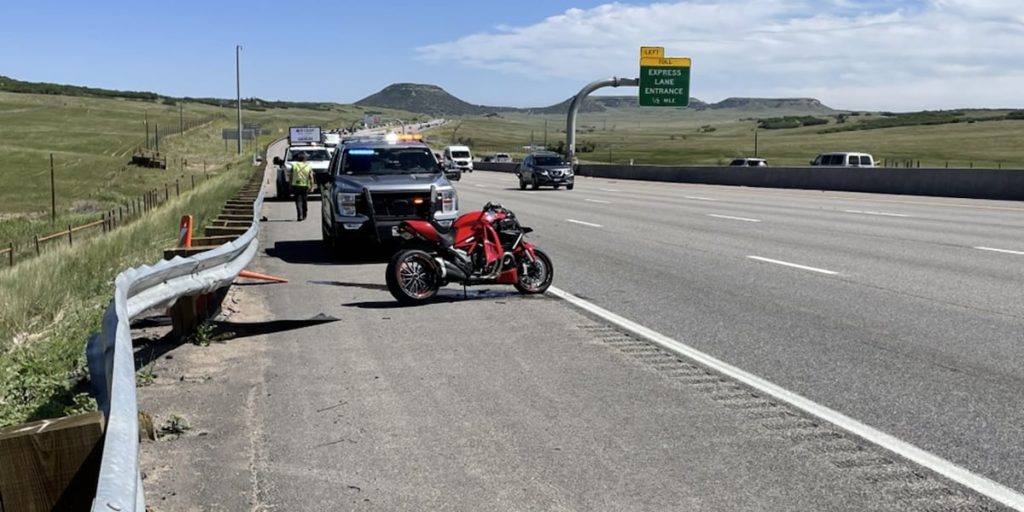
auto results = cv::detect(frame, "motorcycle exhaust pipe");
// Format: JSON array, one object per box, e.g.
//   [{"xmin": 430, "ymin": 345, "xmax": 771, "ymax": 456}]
[{"xmin": 443, "ymin": 260, "xmax": 469, "ymax": 282}]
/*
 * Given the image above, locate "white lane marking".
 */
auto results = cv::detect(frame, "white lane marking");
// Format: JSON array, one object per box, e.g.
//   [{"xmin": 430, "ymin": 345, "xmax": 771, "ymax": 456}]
[
  {"xmin": 708, "ymin": 214, "xmax": 761, "ymax": 223},
  {"xmin": 546, "ymin": 286, "xmax": 1024, "ymax": 512},
  {"xmin": 684, "ymin": 196, "xmax": 718, "ymax": 201},
  {"xmin": 602, "ymin": 188, "xmax": 622, "ymax": 192},
  {"xmin": 566, "ymin": 219, "xmax": 603, "ymax": 228},
  {"xmin": 748, "ymin": 256, "xmax": 839, "ymax": 275},
  {"xmin": 844, "ymin": 209, "xmax": 910, "ymax": 218},
  {"xmin": 585, "ymin": 198, "xmax": 612, "ymax": 204},
  {"xmin": 474, "ymin": 184, "xmax": 488, "ymax": 188},
  {"xmin": 975, "ymin": 246, "xmax": 1024, "ymax": 256}
]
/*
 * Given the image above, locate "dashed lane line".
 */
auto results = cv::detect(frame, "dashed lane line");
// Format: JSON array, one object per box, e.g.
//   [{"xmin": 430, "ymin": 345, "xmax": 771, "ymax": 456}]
[
  {"xmin": 748, "ymin": 256, "xmax": 839, "ymax": 275},
  {"xmin": 708, "ymin": 214, "xmax": 761, "ymax": 223},
  {"xmin": 566, "ymin": 219, "xmax": 603, "ymax": 228}
]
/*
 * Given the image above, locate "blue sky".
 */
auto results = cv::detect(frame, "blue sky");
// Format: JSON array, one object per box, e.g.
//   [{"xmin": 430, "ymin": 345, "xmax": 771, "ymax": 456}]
[{"xmin": 2, "ymin": 1, "xmax": 1022, "ymax": 111}]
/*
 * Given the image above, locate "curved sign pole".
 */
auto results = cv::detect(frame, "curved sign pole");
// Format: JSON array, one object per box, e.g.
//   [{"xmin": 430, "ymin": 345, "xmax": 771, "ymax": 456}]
[{"xmin": 565, "ymin": 77, "xmax": 638, "ymax": 166}]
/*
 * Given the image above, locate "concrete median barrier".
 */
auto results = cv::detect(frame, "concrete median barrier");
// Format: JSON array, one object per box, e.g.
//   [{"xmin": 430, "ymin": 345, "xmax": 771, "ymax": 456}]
[{"xmin": 475, "ymin": 161, "xmax": 1024, "ymax": 201}]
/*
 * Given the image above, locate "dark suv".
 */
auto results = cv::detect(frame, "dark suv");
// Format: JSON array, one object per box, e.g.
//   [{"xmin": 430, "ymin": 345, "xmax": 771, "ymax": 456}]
[
  {"xmin": 321, "ymin": 137, "xmax": 459, "ymax": 254},
  {"xmin": 516, "ymin": 151, "xmax": 574, "ymax": 190}
]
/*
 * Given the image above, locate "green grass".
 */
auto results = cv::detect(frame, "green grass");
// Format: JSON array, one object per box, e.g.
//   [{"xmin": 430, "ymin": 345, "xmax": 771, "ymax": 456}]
[
  {"xmin": 421, "ymin": 109, "xmax": 1024, "ymax": 168},
  {"xmin": 0, "ymin": 91, "xmax": 415, "ymax": 261},
  {"xmin": 0, "ymin": 161, "xmax": 255, "ymax": 426}
]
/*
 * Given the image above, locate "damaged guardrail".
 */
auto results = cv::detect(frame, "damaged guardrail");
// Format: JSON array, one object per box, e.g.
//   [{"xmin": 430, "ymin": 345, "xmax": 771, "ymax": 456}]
[{"xmin": 85, "ymin": 177, "xmax": 265, "ymax": 512}]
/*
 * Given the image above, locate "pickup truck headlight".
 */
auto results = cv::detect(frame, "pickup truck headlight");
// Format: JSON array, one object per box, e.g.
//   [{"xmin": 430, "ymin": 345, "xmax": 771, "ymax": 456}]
[
  {"xmin": 440, "ymin": 189, "xmax": 457, "ymax": 213},
  {"xmin": 336, "ymin": 192, "xmax": 357, "ymax": 216},
  {"xmin": 538, "ymin": 169, "xmax": 549, "ymax": 176}
]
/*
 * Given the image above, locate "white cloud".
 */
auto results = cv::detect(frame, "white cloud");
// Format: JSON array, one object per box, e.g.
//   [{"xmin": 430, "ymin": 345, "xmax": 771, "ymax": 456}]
[{"xmin": 417, "ymin": 1, "xmax": 1024, "ymax": 110}]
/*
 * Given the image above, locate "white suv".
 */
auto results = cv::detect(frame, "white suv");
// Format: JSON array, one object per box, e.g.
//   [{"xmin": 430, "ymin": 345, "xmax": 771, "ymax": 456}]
[{"xmin": 810, "ymin": 152, "xmax": 875, "ymax": 167}]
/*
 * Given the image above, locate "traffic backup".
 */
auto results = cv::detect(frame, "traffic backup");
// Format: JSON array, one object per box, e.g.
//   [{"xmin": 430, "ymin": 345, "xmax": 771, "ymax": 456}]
[{"xmin": 320, "ymin": 133, "xmax": 459, "ymax": 256}]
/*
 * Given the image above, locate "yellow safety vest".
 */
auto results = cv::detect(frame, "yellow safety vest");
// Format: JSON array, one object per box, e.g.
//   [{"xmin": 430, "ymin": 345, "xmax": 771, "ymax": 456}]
[{"xmin": 290, "ymin": 162, "xmax": 312, "ymax": 188}]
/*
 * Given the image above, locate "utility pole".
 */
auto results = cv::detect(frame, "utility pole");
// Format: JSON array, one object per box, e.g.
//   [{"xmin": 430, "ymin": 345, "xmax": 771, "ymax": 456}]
[
  {"xmin": 754, "ymin": 124, "xmax": 759, "ymax": 156},
  {"xmin": 50, "ymin": 154, "xmax": 56, "ymax": 224},
  {"xmin": 236, "ymin": 44, "xmax": 242, "ymax": 155}
]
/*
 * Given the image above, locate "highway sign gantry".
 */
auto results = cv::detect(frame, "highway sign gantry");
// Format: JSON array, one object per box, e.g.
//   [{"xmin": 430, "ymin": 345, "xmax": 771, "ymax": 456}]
[{"xmin": 639, "ymin": 48, "xmax": 691, "ymax": 107}]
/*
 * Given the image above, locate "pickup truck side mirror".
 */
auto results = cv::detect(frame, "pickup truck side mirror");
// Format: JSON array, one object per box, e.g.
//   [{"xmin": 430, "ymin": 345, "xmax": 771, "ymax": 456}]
[{"xmin": 273, "ymin": 156, "xmax": 284, "ymax": 166}]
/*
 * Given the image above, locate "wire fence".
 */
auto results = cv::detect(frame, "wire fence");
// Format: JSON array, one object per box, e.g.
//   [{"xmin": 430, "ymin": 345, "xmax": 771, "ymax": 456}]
[{"xmin": 2, "ymin": 173, "xmax": 215, "ymax": 268}]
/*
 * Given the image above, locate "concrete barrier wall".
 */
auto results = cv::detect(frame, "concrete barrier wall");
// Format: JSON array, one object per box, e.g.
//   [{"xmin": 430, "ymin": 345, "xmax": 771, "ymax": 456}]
[{"xmin": 474, "ymin": 162, "xmax": 1024, "ymax": 201}]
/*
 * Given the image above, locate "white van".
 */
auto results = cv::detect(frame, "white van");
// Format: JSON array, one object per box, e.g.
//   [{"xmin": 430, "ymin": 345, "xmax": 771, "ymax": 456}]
[
  {"xmin": 443, "ymin": 145, "xmax": 474, "ymax": 173},
  {"xmin": 810, "ymin": 152, "xmax": 875, "ymax": 167}
]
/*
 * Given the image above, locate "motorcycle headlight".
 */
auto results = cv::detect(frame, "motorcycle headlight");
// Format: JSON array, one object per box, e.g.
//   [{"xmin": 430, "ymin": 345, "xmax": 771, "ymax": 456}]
[{"xmin": 336, "ymin": 192, "xmax": 357, "ymax": 216}]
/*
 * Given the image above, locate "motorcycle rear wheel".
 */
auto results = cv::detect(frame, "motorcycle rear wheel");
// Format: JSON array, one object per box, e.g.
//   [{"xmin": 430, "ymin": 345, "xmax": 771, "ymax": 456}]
[
  {"xmin": 386, "ymin": 249, "xmax": 440, "ymax": 305},
  {"xmin": 514, "ymin": 249, "xmax": 554, "ymax": 294}
]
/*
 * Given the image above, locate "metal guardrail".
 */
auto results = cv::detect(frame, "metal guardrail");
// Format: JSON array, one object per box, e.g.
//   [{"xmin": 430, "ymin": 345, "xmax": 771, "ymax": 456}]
[{"xmin": 85, "ymin": 180, "xmax": 265, "ymax": 512}]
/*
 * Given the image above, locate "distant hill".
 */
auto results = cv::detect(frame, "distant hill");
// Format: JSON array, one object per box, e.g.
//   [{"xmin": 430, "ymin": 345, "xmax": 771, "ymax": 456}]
[
  {"xmin": 357, "ymin": 83, "xmax": 834, "ymax": 116},
  {"xmin": 711, "ymin": 97, "xmax": 834, "ymax": 112},
  {"xmin": 529, "ymin": 95, "xmax": 710, "ymax": 114},
  {"xmin": 355, "ymin": 83, "xmax": 512, "ymax": 116},
  {"xmin": 0, "ymin": 74, "xmax": 336, "ymax": 111}
]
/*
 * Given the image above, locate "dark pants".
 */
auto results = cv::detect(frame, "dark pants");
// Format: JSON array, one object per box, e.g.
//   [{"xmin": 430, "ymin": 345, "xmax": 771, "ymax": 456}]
[{"xmin": 292, "ymin": 186, "xmax": 309, "ymax": 220}]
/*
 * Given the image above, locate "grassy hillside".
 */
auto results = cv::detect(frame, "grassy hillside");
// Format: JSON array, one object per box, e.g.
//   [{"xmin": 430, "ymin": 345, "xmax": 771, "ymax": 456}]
[
  {"xmin": 422, "ymin": 109, "xmax": 1024, "ymax": 168},
  {"xmin": 0, "ymin": 91, "xmax": 416, "ymax": 254}
]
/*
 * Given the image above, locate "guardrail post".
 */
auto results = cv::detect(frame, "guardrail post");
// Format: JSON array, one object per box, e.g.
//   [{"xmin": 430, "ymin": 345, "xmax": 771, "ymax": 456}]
[{"xmin": 170, "ymin": 296, "xmax": 199, "ymax": 341}]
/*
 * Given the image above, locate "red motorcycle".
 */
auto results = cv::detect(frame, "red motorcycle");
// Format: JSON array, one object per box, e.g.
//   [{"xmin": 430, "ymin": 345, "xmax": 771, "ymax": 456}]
[{"xmin": 386, "ymin": 202, "xmax": 553, "ymax": 305}]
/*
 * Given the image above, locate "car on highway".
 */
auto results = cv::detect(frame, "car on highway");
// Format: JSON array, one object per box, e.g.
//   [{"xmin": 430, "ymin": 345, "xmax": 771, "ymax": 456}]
[
  {"xmin": 273, "ymin": 144, "xmax": 333, "ymax": 199},
  {"xmin": 321, "ymin": 134, "xmax": 459, "ymax": 255},
  {"xmin": 728, "ymin": 157, "xmax": 768, "ymax": 167},
  {"xmin": 443, "ymin": 145, "xmax": 474, "ymax": 173},
  {"xmin": 810, "ymin": 152, "xmax": 875, "ymax": 167},
  {"xmin": 516, "ymin": 151, "xmax": 574, "ymax": 190},
  {"xmin": 493, "ymin": 153, "xmax": 512, "ymax": 163}
]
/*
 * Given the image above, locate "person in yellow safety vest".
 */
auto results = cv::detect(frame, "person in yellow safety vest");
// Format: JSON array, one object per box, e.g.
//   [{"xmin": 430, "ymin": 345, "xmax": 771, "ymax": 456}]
[{"xmin": 289, "ymin": 153, "xmax": 314, "ymax": 221}]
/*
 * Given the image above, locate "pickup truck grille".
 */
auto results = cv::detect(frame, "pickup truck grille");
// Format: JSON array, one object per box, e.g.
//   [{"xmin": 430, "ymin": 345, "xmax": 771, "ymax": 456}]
[{"xmin": 368, "ymin": 192, "xmax": 432, "ymax": 220}]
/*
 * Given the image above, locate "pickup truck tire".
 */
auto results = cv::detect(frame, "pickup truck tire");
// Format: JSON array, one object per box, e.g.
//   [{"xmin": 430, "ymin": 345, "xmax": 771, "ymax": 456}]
[
  {"xmin": 519, "ymin": 177, "xmax": 526, "ymax": 190},
  {"xmin": 567, "ymin": 184, "xmax": 574, "ymax": 190}
]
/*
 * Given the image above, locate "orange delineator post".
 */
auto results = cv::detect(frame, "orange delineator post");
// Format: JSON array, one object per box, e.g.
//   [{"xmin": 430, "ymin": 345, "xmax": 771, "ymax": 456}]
[
  {"xmin": 237, "ymin": 270, "xmax": 289, "ymax": 283},
  {"xmin": 178, "ymin": 215, "xmax": 193, "ymax": 248}
]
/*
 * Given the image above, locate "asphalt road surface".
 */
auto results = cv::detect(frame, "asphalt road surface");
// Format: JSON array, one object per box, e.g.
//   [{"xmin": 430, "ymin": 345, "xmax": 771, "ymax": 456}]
[
  {"xmin": 454, "ymin": 169, "xmax": 1024, "ymax": 496},
  {"xmin": 137, "ymin": 143, "xmax": 1019, "ymax": 511}
]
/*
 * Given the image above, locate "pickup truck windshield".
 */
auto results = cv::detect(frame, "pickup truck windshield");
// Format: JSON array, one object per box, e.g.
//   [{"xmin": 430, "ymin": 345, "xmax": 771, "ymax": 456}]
[
  {"xmin": 288, "ymin": 149, "xmax": 331, "ymax": 162},
  {"xmin": 343, "ymin": 147, "xmax": 440, "ymax": 175}
]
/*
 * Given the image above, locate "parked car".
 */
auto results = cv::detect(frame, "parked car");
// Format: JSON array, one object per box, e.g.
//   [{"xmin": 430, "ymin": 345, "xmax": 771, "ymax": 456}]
[
  {"xmin": 516, "ymin": 151, "xmax": 574, "ymax": 190},
  {"xmin": 729, "ymin": 158, "xmax": 768, "ymax": 167},
  {"xmin": 810, "ymin": 152, "xmax": 875, "ymax": 167}
]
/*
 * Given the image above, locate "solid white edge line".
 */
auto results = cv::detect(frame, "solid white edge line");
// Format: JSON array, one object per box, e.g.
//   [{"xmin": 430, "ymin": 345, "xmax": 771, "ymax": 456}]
[
  {"xmin": 546, "ymin": 285, "xmax": 1024, "ymax": 511},
  {"xmin": 975, "ymin": 246, "xmax": 1024, "ymax": 256},
  {"xmin": 685, "ymin": 196, "xmax": 718, "ymax": 201},
  {"xmin": 566, "ymin": 219, "xmax": 603, "ymax": 228},
  {"xmin": 748, "ymin": 256, "xmax": 839, "ymax": 275},
  {"xmin": 585, "ymin": 198, "xmax": 612, "ymax": 204},
  {"xmin": 707, "ymin": 214, "xmax": 761, "ymax": 223}
]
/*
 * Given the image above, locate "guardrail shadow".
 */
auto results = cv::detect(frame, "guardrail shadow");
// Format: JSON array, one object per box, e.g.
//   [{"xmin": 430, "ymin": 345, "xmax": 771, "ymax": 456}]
[{"xmin": 264, "ymin": 240, "xmax": 391, "ymax": 265}]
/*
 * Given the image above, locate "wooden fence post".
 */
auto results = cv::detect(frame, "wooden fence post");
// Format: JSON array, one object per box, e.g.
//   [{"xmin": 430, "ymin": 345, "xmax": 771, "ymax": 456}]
[
  {"xmin": 175, "ymin": 179, "xmax": 180, "ymax": 197},
  {"xmin": 34, "ymin": 235, "xmax": 40, "ymax": 255},
  {"xmin": 67, "ymin": 225, "xmax": 72, "ymax": 247},
  {"xmin": 101, "ymin": 212, "xmax": 106, "ymax": 233},
  {"xmin": 8, "ymin": 242, "xmax": 12, "ymax": 266}
]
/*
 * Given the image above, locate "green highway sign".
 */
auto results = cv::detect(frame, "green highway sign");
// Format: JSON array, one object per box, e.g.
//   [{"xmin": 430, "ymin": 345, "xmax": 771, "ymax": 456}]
[{"xmin": 639, "ymin": 55, "xmax": 691, "ymax": 107}]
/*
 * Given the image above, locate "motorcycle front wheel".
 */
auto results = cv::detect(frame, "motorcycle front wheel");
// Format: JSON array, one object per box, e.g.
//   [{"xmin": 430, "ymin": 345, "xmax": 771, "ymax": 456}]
[
  {"xmin": 514, "ymin": 249, "xmax": 554, "ymax": 294},
  {"xmin": 386, "ymin": 249, "xmax": 440, "ymax": 305}
]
